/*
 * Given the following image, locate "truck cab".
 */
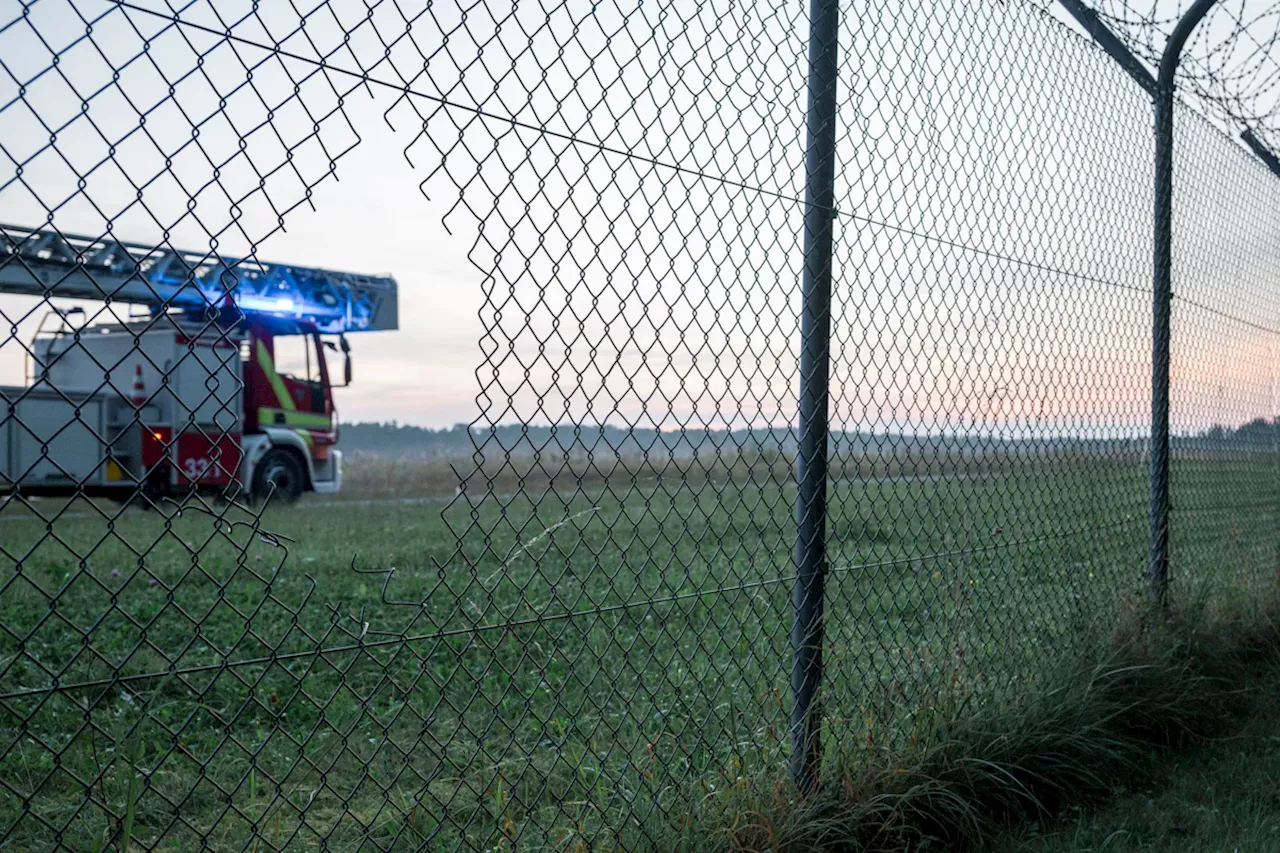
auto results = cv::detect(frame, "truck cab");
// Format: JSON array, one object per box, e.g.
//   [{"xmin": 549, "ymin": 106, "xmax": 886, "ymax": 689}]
[{"xmin": 241, "ymin": 319, "xmax": 349, "ymax": 500}]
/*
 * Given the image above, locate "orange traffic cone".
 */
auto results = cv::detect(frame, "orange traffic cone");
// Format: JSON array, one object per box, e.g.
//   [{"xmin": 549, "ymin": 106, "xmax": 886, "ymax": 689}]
[{"xmin": 130, "ymin": 364, "xmax": 146, "ymax": 407}]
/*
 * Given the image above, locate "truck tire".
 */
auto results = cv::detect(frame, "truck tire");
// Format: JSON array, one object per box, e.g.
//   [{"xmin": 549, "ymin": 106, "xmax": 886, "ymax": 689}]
[{"xmin": 254, "ymin": 448, "xmax": 305, "ymax": 504}]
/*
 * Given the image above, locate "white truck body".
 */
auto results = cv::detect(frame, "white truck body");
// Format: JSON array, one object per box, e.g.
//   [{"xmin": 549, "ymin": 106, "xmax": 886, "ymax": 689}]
[{"xmin": 2, "ymin": 315, "xmax": 340, "ymax": 500}]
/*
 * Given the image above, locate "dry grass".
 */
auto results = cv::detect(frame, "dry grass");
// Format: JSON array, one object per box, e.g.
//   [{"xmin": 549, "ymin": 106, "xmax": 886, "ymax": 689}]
[{"xmin": 338, "ymin": 447, "xmax": 1135, "ymax": 500}]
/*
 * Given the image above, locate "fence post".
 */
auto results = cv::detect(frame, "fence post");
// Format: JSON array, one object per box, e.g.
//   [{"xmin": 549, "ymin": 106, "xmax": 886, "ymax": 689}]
[
  {"xmin": 790, "ymin": 0, "xmax": 840, "ymax": 794},
  {"xmin": 1148, "ymin": 0, "xmax": 1218, "ymax": 607}
]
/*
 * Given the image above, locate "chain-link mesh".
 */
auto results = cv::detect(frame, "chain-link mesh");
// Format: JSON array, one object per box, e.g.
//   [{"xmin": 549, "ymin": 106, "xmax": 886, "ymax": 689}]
[
  {"xmin": 0, "ymin": 0, "xmax": 1277, "ymax": 851},
  {"xmin": 820, "ymin": 0, "xmax": 1159, "ymax": 757},
  {"xmin": 1169, "ymin": 106, "xmax": 1280, "ymax": 609}
]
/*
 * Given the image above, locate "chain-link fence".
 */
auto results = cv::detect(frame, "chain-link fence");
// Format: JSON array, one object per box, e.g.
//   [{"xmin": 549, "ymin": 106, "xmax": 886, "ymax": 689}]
[{"xmin": 1, "ymin": 0, "xmax": 1278, "ymax": 850}]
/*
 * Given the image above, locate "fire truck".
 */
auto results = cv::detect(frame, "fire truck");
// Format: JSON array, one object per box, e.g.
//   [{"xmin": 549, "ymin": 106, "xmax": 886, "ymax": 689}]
[{"xmin": 0, "ymin": 224, "xmax": 397, "ymax": 503}]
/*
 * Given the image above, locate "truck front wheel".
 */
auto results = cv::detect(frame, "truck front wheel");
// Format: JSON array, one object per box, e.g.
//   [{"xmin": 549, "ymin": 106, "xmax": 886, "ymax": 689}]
[{"xmin": 254, "ymin": 448, "xmax": 305, "ymax": 504}]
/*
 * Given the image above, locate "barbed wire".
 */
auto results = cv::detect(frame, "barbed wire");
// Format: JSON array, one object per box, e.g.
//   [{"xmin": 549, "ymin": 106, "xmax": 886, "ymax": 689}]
[{"xmin": 1067, "ymin": 0, "xmax": 1280, "ymax": 151}]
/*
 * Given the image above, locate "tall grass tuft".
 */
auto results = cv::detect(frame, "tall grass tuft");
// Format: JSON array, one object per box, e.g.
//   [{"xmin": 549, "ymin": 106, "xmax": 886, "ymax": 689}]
[{"xmin": 666, "ymin": 599, "xmax": 1280, "ymax": 853}]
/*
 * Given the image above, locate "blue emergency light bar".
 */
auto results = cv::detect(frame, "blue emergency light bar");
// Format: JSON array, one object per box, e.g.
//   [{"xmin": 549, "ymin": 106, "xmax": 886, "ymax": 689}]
[{"xmin": 0, "ymin": 223, "xmax": 397, "ymax": 334}]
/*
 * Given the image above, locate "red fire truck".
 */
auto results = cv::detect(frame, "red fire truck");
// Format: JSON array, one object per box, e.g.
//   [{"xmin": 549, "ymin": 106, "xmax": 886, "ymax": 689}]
[{"xmin": 0, "ymin": 224, "xmax": 397, "ymax": 503}]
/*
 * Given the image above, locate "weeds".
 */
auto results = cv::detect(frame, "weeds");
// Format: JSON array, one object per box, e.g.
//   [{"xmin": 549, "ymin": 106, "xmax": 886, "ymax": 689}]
[{"xmin": 672, "ymin": 602, "xmax": 1280, "ymax": 853}]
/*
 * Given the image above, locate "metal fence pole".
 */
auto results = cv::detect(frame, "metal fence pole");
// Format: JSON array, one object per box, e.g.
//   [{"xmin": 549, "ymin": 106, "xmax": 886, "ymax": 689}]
[
  {"xmin": 790, "ymin": 0, "xmax": 840, "ymax": 794},
  {"xmin": 1149, "ymin": 0, "xmax": 1218, "ymax": 607}
]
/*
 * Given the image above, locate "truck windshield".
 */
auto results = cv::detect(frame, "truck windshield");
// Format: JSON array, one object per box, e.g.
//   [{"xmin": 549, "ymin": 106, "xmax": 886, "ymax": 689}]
[{"xmin": 273, "ymin": 334, "xmax": 320, "ymax": 384}]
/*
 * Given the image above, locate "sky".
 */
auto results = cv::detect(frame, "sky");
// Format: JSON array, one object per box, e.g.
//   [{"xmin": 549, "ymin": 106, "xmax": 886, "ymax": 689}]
[
  {"xmin": 1, "ymin": 0, "xmax": 1276, "ymax": 436},
  {"xmin": 0, "ymin": 0, "xmax": 498, "ymax": 426}
]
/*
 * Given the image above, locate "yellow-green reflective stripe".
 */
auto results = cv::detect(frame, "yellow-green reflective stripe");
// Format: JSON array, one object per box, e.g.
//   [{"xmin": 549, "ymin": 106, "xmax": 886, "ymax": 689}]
[
  {"xmin": 255, "ymin": 340, "xmax": 295, "ymax": 411},
  {"xmin": 258, "ymin": 407, "xmax": 331, "ymax": 428}
]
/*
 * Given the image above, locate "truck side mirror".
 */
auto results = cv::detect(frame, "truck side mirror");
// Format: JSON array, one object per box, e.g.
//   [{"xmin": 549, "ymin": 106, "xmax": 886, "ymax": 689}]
[{"xmin": 322, "ymin": 336, "xmax": 353, "ymax": 387}]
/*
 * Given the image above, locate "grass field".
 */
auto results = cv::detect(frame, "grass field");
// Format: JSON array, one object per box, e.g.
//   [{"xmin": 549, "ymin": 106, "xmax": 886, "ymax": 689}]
[{"xmin": 0, "ymin": 454, "xmax": 1274, "ymax": 851}]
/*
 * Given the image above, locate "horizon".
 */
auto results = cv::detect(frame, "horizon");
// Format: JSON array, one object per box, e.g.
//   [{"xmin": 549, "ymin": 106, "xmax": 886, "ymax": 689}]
[{"xmin": 338, "ymin": 417, "xmax": 1274, "ymax": 438}]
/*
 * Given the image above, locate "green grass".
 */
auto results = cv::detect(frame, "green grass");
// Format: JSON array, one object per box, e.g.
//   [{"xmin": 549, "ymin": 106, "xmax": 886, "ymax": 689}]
[
  {"xmin": 0, "ymin": 455, "xmax": 1274, "ymax": 851},
  {"xmin": 993, "ymin": 641, "xmax": 1280, "ymax": 853},
  {"xmin": 998, "ymin": 719, "xmax": 1280, "ymax": 853}
]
